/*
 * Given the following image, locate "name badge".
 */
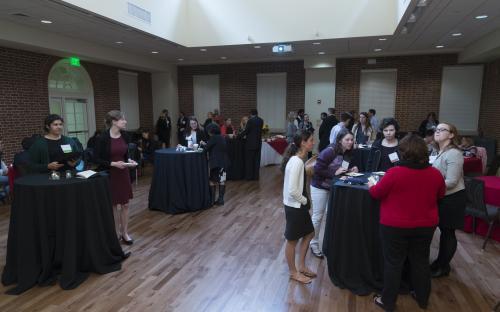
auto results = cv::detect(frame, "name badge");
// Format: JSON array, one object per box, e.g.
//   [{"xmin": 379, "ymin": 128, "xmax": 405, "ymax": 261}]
[
  {"xmin": 388, "ymin": 152, "xmax": 399, "ymax": 163},
  {"xmin": 429, "ymin": 155, "xmax": 437, "ymax": 164},
  {"xmin": 341, "ymin": 160, "xmax": 350, "ymax": 170},
  {"xmin": 61, "ymin": 144, "xmax": 72, "ymax": 153}
]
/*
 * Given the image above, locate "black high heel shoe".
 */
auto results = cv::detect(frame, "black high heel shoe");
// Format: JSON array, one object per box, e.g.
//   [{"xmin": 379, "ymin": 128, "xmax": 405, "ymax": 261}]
[{"xmin": 431, "ymin": 266, "xmax": 450, "ymax": 278}]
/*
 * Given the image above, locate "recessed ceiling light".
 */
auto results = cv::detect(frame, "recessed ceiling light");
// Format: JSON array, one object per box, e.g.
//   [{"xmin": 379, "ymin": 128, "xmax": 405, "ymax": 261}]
[
  {"xmin": 374, "ymin": 48, "xmax": 382, "ymax": 52},
  {"xmin": 177, "ymin": 58, "xmax": 184, "ymax": 61},
  {"xmin": 254, "ymin": 45, "xmax": 261, "ymax": 49},
  {"xmin": 318, "ymin": 52, "xmax": 325, "ymax": 55},
  {"xmin": 220, "ymin": 56, "xmax": 227, "ymax": 60},
  {"xmin": 378, "ymin": 38, "xmax": 387, "ymax": 41},
  {"xmin": 451, "ymin": 33, "xmax": 462, "ymax": 37},
  {"xmin": 115, "ymin": 41, "xmax": 123, "ymax": 44},
  {"xmin": 312, "ymin": 42, "xmax": 321, "ymax": 45},
  {"xmin": 41, "ymin": 20, "xmax": 52, "ymax": 24},
  {"xmin": 151, "ymin": 51, "xmax": 159, "ymax": 54},
  {"xmin": 200, "ymin": 48, "xmax": 207, "ymax": 52},
  {"xmin": 475, "ymin": 15, "xmax": 488, "ymax": 19},
  {"xmin": 435, "ymin": 45, "xmax": 444, "ymax": 48}
]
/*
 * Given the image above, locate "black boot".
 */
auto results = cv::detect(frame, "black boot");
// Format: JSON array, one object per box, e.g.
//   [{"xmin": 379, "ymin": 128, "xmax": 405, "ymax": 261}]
[
  {"xmin": 209, "ymin": 185, "xmax": 216, "ymax": 206},
  {"xmin": 215, "ymin": 185, "xmax": 225, "ymax": 205}
]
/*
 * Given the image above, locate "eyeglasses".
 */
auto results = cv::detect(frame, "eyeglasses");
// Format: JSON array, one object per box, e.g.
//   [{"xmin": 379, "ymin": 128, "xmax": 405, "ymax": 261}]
[{"xmin": 435, "ymin": 128, "xmax": 450, "ymax": 133}]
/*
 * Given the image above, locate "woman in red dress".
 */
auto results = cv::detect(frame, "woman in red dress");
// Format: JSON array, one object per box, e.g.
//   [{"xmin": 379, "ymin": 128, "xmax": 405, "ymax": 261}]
[{"xmin": 94, "ymin": 110, "xmax": 137, "ymax": 244}]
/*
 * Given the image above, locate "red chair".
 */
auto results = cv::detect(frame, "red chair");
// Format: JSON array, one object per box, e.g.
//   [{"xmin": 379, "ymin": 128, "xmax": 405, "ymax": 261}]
[{"xmin": 7, "ymin": 164, "xmax": 18, "ymax": 197}]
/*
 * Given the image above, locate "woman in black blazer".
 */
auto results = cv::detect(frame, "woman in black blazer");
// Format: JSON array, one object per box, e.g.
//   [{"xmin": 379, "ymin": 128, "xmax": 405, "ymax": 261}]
[
  {"xmin": 203, "ymin": 123, "xmax": 229, "ymax": 206},
  {"xmin": 94, "ymin": 110, "xmax": 137, "ymax": 245},
  {"xmin": 182, "ymin": 116, "xmax": 207, "ymax": 147}
]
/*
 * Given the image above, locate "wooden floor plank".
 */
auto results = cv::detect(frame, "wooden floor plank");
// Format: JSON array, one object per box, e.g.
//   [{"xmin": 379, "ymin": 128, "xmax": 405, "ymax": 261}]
[{"xmin": 0, "ymin": 166, "xmax": 498, "ymax": 311}]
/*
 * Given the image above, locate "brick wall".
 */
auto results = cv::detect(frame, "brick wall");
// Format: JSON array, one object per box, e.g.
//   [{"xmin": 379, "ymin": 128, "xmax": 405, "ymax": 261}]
[
  {"xmin": 177, "ymin": 61, "xmax": 305, "ymax": 126},
  {"xmin": 479, "ymin": 58, "xmax": 500, "ymax": 154},
  {"xmin": 0, "ymin": 46, "xmax": 153, "ymax": 163},
  {"xmin": 335, "ymin": 54, "xmax": 458, "ymax": 132}
]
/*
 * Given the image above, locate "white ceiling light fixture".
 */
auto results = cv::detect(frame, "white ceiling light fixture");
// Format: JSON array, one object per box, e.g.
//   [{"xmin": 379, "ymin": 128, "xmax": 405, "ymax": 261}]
[
  {"xmin": 200, "ymin": 48, "xmax": 207, "ymax": 52},
  {"xmin": 451, "ymin": 33, "xmax": 462, "ymax": 37},
  {"xmin": 177, "ymin": 58, "xmax": 184, "ymax": 61},
  {"xmin": 475, "ymin": 15, "xmax": 488, "ymax": 19},
  {"xmin": 435, "ymin": 45, "xmax": 444, "ymax": 48},
  {"xmin": 407, "ymin": 13, "xmax": 417, "ymax": 23},
  {"xmin": 254, "ymin": 45, "xmax": 261, "ymax": 49},
  {"xmin": 115, "ymin": 41, "xmax": 123, "ymax": 44},
  {"xmin": 318, "ymin": 51, "xmax": 325, "ymax": 55},
  {"xmin": 151, "ymin": 51, "xmax": 159, "ymax": 54},
  {"xmin": 220, "ymin": 56, "xmax": 227, "ymax": 60},
  {"xmin": 401, "ymin": 26, "xmax": 408, "ymax": 35},
  {"xmin": 312, "ymin": 42, "xmax": 321, "ymax": 45},
  {"xmin": 41, "ymin": 20, "xmax": 52, "ymax": 24},
  {"xmin": 417, "ymin": 0, "xmax": 431, "ymax": 7},
  {"xmin": 374, "ymin": 48, "xmax": 382, "ymax": 52},
  {"xmin": 378, "ymin": 38, "xmax": 387, "ymax": 41}
]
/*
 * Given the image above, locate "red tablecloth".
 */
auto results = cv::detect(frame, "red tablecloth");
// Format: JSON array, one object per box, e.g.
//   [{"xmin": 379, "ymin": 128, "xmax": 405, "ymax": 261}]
[
  {"xmin": 463, "ymin": 157, "xmax": 482, "ymax": 175},
  {"xmin": 463, "ymin": 176, "xmax": 500, "ymax": 242},
  {"xmin": 266, "ymin": 139, "xmax": 288, "ymax": 155}
]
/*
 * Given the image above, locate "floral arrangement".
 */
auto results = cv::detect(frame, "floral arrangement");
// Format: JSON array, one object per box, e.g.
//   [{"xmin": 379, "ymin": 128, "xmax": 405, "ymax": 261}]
[{"xmin": 262, "ymin": 124, "xmax": 270, "ymax": 137}]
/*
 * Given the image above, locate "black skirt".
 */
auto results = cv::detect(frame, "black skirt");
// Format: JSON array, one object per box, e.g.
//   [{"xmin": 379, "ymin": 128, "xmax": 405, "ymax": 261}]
[
  {"xmin": 284, "ymin": 205, "xmax": 314, "ymax": 241},
  {"xmin": 438, "ymin": 190, "xmax": 466, "ymax": 229}
]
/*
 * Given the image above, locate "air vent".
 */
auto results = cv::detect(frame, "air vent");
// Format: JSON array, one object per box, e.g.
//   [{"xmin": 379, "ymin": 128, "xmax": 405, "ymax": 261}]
[
  {"xmin": 10, "ymin": 12, "xmax": 30, "ymax": 18},
  {"xmin": 127, "ymin": 2, "xmax": 151, "ymax": 24}
]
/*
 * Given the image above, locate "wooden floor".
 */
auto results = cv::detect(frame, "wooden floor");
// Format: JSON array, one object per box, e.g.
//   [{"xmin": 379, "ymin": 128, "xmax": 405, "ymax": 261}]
[{"xmin": 0, "ymin": 166, "xmax": 499, "ymax": 312}]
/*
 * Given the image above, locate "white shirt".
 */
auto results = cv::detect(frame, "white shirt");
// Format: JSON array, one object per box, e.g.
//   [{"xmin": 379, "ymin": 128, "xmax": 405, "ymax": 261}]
[
  {"xmin": 371, "ymin": 115, "xmax": 379, "ymax": 132},
  {"xmin": 329, "ymin": 122, "xmax": 345, "ymax": 144},
  {"xmin": 0, "ymin": 161, "xmax": 7, "ymax": 176},
  {"xmin": 283, "ymin": 156, "xmax": 307, "ymax": 208}
]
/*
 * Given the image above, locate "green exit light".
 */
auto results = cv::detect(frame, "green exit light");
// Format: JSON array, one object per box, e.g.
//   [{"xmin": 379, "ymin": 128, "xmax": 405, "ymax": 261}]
[{"xmin": 69, "ymin": 57, "xmax": 80, "ymax": 67}]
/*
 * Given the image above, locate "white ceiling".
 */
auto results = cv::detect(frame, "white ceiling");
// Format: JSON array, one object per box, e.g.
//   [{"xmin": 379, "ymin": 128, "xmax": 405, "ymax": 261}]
[{"xmin": 0, "ymin": 0, "xmax": 500, "ymax": 66}]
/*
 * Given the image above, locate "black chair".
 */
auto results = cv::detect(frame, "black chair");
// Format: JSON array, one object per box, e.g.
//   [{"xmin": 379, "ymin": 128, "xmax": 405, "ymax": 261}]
[
  {"xmin": 464, "ymin": 177, "xmax": 499, "ymax": 250},
  {"xmin": 367, "ymin": 149, "xmax": 381, "ymax": 172},
  {"xmin": 486, "ymin": 155, "xmax": 500, "ymax": 176}
]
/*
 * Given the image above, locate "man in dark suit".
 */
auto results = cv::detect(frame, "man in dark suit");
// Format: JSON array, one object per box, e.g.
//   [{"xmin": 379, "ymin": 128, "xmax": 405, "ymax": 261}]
[
  {"xmin": 240, "ymin": 109, "xmax": 264, "ymax": 180},
  {"xmin": 318, "ymin": 107, "xmax": 339, "ymax": 152}
]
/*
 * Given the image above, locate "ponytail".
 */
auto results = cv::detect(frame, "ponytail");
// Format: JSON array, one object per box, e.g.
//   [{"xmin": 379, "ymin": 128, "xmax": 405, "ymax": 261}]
[{"xmin": 280, "ymin": 130, "xmax": 313, "ymax": 172}]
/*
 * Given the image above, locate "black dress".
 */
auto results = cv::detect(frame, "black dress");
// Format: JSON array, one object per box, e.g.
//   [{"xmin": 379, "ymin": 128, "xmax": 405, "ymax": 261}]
[{"xmin": 284, "ymin": 170, "xmax": 314, "ymax": 241}]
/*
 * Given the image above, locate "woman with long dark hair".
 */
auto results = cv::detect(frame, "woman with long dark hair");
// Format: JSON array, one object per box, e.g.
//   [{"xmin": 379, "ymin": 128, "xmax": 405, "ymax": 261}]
[
  {"xmin": 281, "ymin": 130, "xmax": 315, "ymax": 284},
  {"xmin": 182, "ymin": 117, "xmax": 206, "ymax": 147},
  {"xmin": 352, "ymin": 112, "xmax": 375, "ymax": 145},
  {"xmin": 94, "ymin": 110, "xmax": 137, "ymax": 245},
  {"xmin": 430, "ymin": 122, "xmax": 465, "ymax": 278},
  {"xmin": 309, "ymin": 129, "xmax": 358, "ymax": 258}
]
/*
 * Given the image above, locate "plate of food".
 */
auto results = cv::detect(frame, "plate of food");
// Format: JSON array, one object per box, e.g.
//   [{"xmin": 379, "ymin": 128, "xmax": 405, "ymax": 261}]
[
  {"xmin": 372, "ymin": 171, "xmax": 385, "ymax": 176},
  {"xmin": 345, "ymin": 172, "xmax": 364, "ymax": 177}
]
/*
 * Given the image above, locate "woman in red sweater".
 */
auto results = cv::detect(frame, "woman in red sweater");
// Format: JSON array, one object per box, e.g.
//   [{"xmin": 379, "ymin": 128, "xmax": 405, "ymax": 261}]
[{"xmin": 368, "ymin": 134, "xmax": 445, "ymax": 311}]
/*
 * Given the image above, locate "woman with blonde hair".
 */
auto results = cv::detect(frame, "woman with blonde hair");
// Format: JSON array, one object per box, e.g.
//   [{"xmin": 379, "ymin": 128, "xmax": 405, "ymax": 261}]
[
  {"xmin": 430, "ymin": 122, "xmax": 465, "ymax": 278},
  {"xmin": 94, "ymin": 110, "xmax": 137, "ymax": 245}
]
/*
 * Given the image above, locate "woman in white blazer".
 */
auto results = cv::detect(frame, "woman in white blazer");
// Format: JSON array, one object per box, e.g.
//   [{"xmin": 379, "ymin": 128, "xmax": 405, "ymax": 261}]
[{"xmin": 281, "ymin": 130, "xmax": 315, "ymax": 284}]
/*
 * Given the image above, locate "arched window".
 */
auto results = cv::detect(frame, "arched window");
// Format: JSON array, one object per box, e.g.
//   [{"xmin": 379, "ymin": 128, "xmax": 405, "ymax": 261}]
[{"xmin": 48, "ymin": 59, "xmax": 95, "ymax": 148}]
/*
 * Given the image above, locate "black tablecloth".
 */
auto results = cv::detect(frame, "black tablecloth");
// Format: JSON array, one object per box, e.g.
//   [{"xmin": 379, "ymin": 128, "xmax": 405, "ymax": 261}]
[
  {"xmin": 226, "ymin": 138, "xmax": 245, "ymax": 181},
  {"xmin": 148, "ymin": 148, "xmax": 210, "ymax": 214},
  {"xmin": 352, "ymin": 147, "xmax": 372, "ymax": 172},
  {"xmin": 1, "ymin": 174, "xmax": 127, "ymax": 295},
  {"xmin": 323, "ymin": 177, "xmax": 384, "ymax": 295}
]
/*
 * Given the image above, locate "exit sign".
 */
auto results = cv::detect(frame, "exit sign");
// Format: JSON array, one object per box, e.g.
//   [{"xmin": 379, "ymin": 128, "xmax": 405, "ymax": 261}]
[{"xmin": 69, "ymin": 57, "xmax": 80, "ymax": 67}]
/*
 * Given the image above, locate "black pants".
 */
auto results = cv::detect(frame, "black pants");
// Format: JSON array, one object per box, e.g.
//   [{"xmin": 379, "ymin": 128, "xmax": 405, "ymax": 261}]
[
  {"xmin": 433, "ymin": 227, "xmax": 457, "ymax": 270},
  {"xmin": 380, "ymin": 225, "xmax": 436, "ymax": 310},
  {"xmin": 244, "ymin": 149, "xmax": 261, "ymax": 180}
]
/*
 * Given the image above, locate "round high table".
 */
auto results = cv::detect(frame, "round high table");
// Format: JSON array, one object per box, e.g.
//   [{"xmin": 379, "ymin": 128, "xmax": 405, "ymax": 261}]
[
  {"xmin": 1, "ymin": 174, "xmax": 127, "ymax": 295},
  {"xmin": 148, "ymin": 148, "xmax": 211, "ymax": 214},
  {"xmin": 323, "ymin": 177, "xmax": 384, "ymax": 295}
]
